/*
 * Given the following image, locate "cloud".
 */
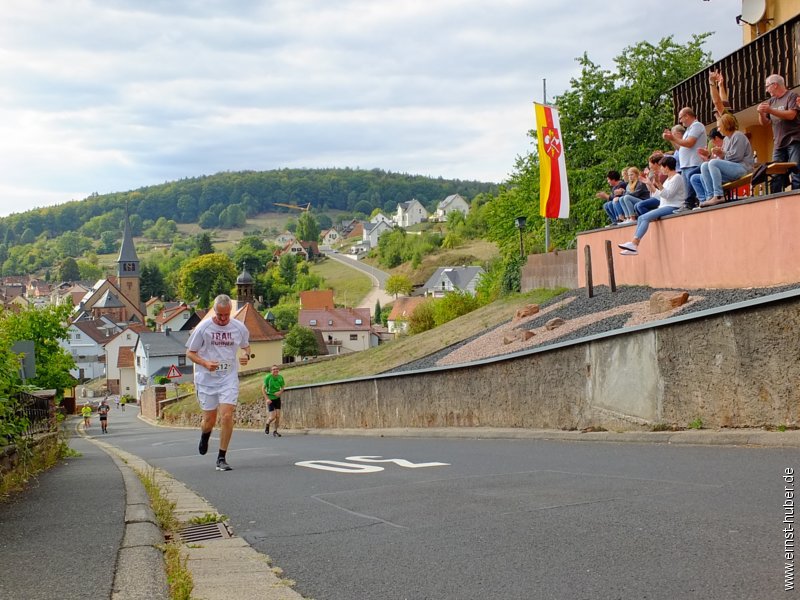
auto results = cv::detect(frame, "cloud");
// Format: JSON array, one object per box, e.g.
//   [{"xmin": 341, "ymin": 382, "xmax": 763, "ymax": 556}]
[{"xmin": 0, "ymin": 0, "xmax": 743, "ymax": 217}]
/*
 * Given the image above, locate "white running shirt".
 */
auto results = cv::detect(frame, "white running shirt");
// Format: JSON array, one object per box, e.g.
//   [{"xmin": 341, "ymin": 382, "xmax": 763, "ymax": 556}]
[{"xmin": 186, "ymin": 318, "xmax": 250, "ymax": 389}]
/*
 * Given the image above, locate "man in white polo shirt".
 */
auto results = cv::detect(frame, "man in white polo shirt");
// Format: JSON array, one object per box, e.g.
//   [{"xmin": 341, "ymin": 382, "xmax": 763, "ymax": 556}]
[
  {"xmin": 663, "ymin": 106, "xmax": 706, "ymax": 211},
  {"xmin": 186, "ymin": 294, "xmax": 250, "ymax": 471}
]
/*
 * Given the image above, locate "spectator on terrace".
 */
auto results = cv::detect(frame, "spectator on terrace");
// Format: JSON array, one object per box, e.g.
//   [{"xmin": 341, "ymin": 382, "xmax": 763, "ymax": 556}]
[
  {"xmin": 617, "ymin": 166, "xmax": 650, "ymax": 223},
  {"xmin": 634, "ymin": 152, "xmax": 667, "ymax": 218},
  {"xmin": 617, "ymin": 155, "xmax": 686, "ymax": 256},
  {"xmin": 709, "ymin": 70, "xmax": 735, "ymax": 122},
  {"xmin": 691, "ymin": 113, "xmax": 754, "ymax": 208},
  {"xmin": 707, "ymin": 127, "xmax": 725, "ymax": 157},
  {"xmin": 758, "ymin": 74, "xmax": 800, "ymax": 192},
  {"xmin": 663, "ymin": 107, "xmax": 706, "ymax": 211},
  {"xmin": 595, "ymin": 170, "xmax": 628, "ymax": 226}
]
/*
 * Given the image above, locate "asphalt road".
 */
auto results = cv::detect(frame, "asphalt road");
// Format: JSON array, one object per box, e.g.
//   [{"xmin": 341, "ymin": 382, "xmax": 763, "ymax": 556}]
[{"xmin": 101, "ymin": 409, "xmax": 797, "ymax": 600}]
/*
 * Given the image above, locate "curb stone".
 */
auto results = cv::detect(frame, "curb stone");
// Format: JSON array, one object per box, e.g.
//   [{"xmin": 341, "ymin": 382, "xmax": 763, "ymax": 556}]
[{"xmin": 87, "ymin": 435, "xmax": 305, "ymax": 600}]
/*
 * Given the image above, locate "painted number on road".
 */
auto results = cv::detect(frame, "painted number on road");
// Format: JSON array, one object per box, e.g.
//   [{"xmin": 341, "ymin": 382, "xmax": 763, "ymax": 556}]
[{"xmin": 295, "ymin": 455, "xmax": 450, "ymax": 474}]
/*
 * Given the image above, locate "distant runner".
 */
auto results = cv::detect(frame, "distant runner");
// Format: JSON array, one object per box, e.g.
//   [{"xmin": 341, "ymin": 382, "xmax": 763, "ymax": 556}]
[
  {"xmin": 81, "ymin": 404, "xmax": 92, "ymax": 428},
  {"xmin": 262, "ymin": 365, "xmax": 285, "ymax": 438},
  {"xmin": 98, "ymin": 399, "xmax": 110, "ymax": 434}
]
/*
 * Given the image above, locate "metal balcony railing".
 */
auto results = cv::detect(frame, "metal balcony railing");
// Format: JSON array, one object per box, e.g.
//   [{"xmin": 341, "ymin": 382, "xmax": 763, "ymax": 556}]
[{"xmin": 672, "ymin": 14, "xmax": 800, "ymax": 125}]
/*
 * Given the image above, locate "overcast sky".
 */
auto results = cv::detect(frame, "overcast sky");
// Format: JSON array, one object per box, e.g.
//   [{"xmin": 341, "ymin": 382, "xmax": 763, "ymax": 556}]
[{"xmin": 0, "ymin": 1, "xmax": 743, "ymax": 218}]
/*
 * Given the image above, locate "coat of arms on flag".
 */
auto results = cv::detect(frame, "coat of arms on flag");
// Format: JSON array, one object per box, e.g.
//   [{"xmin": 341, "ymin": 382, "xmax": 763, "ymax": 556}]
[{"xmin": 534, "ymin": 103, "xmax": 570, "ymax": 219}]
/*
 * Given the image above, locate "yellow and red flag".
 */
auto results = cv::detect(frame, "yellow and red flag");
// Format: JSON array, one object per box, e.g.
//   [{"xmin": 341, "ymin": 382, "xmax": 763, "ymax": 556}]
[{"xmin": 535, "ymin": 102, "xmax": 570, "ymax": 218}]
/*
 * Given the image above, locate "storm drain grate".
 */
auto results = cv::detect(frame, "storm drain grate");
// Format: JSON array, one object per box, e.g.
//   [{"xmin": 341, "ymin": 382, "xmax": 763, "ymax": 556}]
[{"xmin": 172, "ymin": 522, "xmax": 231, "ymax": 543}]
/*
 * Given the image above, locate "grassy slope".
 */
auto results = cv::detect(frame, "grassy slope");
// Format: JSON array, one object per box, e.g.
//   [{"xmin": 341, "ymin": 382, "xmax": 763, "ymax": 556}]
[
  {"xmin": 309, "ymin": 258, "xmax": 372, "ymax": 306},
  {"xmin": 362, "ymin": 239, "xmax": 500, "ymax": 286}
]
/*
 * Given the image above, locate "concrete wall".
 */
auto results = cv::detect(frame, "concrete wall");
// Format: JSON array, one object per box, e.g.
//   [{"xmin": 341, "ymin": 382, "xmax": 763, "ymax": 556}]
[
  {"xmin": 577, "ymin": 192, "xmax": 800, "ymax": 289},
  {"xmin": 521, "ymin": 249, "xmax": 578, "ymax": 292},
  {"xmin": 281, "ymin": 291, "xmax": 800, "ymax": 431}
]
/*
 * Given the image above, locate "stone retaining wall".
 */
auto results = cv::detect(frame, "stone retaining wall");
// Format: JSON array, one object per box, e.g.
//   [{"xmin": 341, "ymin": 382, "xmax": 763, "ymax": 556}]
[{"xmin": 280, "ymin": 292, "xmax": 800, "ymax": 431}]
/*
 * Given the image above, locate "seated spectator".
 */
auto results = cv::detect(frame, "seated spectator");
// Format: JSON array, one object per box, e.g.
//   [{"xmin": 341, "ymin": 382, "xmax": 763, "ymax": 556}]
[
  {"xmin": 618, "ymin": 155, "xmax": 686, "ymax": 256},
  {"xmin": 692, "ymin": 113, "xmax": 754, "ymax": 207},
  {"xmin": 618, "ymin": 166, "xmax": 650, "ymax": 223},
  {"xmin": 634, "ymin": 152, "xmax": 667, "ymax": 218},
  {"xmin": 707, "ymin": 127, "xmax": 725, "ymax": 156},
  {"xmin": 595, "ymin": 170, "xmax": 628, "ymax": 226}
]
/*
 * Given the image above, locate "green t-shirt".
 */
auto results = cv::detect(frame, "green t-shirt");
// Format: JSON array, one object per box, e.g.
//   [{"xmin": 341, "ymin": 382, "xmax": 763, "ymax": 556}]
[
  {"xmin": 263, "ymin": 373, "xmax": 285, "ymax": 401},
  {"xmin": 81, "ymin": 406, "xmax": 92, "ymax": 417}
]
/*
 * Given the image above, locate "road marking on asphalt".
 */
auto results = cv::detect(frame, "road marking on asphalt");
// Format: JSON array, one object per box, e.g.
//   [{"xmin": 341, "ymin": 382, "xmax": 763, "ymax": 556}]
[{"xmin": 295, "ymin": 456, "xmax": 450, "ymax": 473}]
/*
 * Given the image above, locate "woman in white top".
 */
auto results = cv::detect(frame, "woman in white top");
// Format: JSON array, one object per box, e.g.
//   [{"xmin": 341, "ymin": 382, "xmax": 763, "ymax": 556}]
[{"xmin": 618, "ymin": 155, "xmax": 686, "ymax": 256}]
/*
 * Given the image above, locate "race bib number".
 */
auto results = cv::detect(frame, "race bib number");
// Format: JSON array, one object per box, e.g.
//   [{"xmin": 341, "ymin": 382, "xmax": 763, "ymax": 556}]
[{"xmin": 217, "ymin": 362, "xmax": 231, "ymax": 373}]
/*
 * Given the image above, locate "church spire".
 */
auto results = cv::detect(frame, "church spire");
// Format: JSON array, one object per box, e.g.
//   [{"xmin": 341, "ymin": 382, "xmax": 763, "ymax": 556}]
[{"xmin": 116, "ymin": 203, "xmax": 141, "ymax": 305}]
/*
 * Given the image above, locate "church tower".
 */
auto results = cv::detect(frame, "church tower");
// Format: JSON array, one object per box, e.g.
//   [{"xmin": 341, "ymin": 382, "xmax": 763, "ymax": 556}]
[
  {"xmin": 116, "ymin": 209, "xmax": 141, "ymax": 307},
  {"xmin": 236, "ymin": 265, "xmax": 255, "ymax": 309}
]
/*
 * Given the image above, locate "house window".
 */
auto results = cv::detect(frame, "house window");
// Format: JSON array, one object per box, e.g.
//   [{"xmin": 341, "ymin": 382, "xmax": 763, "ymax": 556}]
[
  {"xmin": 74, "ymin": 333, "xmax": 81, "ymax": 339},
  {"xmin": 310, "ymin": 319, "xmax": 317, "ymax": 325},
  {"xmin": 126, "ymin": 333, "xmax": 131, "ymax": 340},
  {"xmin": 355, "ymin": 319, "xmax": 362, "ymax": 325},
  {"xmin": 178, "ymin": 356, "xmax": 186, "ymax": 367},
  {"xmin": 328, "ymin": 320, "xmax": 333, "ymax": 325},
  {"xmin": 136, "ymin": 356, "xmax": 141, "ymax": 366},
  {"xmin": 349, "ymin": 334, "xmax": 358, "ymax": 341},
  {"xmin": 183, "ymin": 313, "xmax": 189, "ymax": 319}
]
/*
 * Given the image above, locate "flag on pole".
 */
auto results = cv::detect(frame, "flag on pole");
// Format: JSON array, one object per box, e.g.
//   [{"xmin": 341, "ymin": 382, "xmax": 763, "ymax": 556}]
[{"xmin": 535, "ymin": 103, "xmax": 570, "ymax": 218}]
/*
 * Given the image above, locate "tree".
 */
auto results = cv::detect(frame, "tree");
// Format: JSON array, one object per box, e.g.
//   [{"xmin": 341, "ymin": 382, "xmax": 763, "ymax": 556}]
[
  {"xmin": 98, "ymin": 231, "xmax": 118, "ymax": 254},
  {"xmin": 58, "ymin": 257, "xmax": 80, "ymax": 282},
  {"xmin": 140, "ymin": 263, "xmax": 167, "ymax": 300},
  {"xmin": 198, "ymin": 210, "xmax": 219, "ymax": 229},
  {"xmin": 374, "ymin": 299, "xmax": 382, "ymax": 323},
  {"xmin": 385, "ymin": 274, "xmax": 413, "ymax": 298},
  {"xmin": 196, "ymin": 232, "xmax": 214, "ymax": 255},
  {"xmin": 279, "ymin": 253, "xmax": 298, "ymax": 286},
  {"xmin": 77, "ymin": 259, "xmax": 103, "ymax": 281},
  {"xmin": 282, "ymin": 324, "xmax": 319, "ymax": 358},
  {"xmin": 0, "ymin": 304, "xmax": 76, "ymax": 397},
  {"xmin": 177, "ymin": 253, "xmax": 237, "ymax": 305},
  {"xmin": 295, "ymin": 211, "xmax": 320, "ymax": 242},
  {"xmin": 271, "ymin": 302, "xmax": 299, "ymax": 331}
]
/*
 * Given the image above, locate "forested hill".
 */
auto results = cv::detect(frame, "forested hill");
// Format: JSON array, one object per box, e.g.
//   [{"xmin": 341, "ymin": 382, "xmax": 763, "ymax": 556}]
[{"xmin": 0, "ymin": 168, "xmax": 498, "ymax": 241}]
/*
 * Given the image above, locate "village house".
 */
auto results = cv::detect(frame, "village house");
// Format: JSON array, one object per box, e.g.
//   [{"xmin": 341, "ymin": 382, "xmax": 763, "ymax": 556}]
[
  {"xmin": 394, "ymin": 199, "xmax": 429, "ymax": 228},
  {"xmin": 363, "ymin": 220, "xmax": 393, "ymax": 248},
  {"xmin": 422, "ymin": 266, "xmax": 485, "ymax": 298},
  {"xmin": 386, "ymin": 296, "xmax": 426, "ymax": 335},
  {"xmin": 104, "ymin": 323, "xmax": 150, "ymax": 395},
  {"xmin": 134, "ymin": 330, "xmax": 192, "ymax": 398},
  {"xmin": 299, "ymin": 307, "xmax": 372, "ymax": 354},
  {"xmin": 320, "ymin": 228, "xmax": 340, "ymax": 247},
  {"xmin": 432, "ymin": 193, "xmax": 470, "ymax": 222}
]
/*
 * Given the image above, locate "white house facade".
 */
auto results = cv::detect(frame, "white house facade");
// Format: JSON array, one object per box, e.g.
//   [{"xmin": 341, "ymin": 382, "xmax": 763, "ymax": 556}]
[{"xmin": 394, "ymin": 199, "xmax": 428, "ymax": 228}]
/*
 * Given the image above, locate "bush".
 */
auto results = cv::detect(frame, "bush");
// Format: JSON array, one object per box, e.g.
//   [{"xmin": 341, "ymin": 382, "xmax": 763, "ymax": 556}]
[{"xmin": 408, "ymin": 300, "xmax": 436, "ymax": 334}]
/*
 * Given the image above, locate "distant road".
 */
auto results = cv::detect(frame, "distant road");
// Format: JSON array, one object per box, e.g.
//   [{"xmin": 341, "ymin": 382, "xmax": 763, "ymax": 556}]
[
  {"xmin": 324, "ymin": 252, "xmax": 393, "ymax": 314},
  {"xmin": 324, "ymin": 251, "xmax": 390, "ymax": 286}
]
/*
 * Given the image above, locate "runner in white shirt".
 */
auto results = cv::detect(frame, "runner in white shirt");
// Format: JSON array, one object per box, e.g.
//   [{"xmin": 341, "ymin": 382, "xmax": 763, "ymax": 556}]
[{"xmin": 186, "ymin": 294, "xmax": 251, "ymax": 471}]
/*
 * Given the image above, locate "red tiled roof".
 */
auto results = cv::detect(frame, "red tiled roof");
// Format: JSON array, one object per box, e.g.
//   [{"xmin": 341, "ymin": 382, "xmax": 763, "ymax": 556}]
[
  {"xmin": 299, "ymin": 290, "xmax": 335, "ymax": 310},
  {"xmin": 117, "ymin": 347, "xmax": 135, "ymax": 368},
  {"xmin": 388, "ymin": 297, "xmax": 426, "ymax": 321},
  {"xmin": 233, "ymin": 303, "xmax": 284, "ymax": 342},
  {"xmin": 299, "ymin": 307, "xmax": 371, "ymax": 331}
]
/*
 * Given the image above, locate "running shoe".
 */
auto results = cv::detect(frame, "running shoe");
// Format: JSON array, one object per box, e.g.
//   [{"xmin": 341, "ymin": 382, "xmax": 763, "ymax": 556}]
[{"xmin": 199, "ymin": 432, "xmax": 211, "ymax": 455}]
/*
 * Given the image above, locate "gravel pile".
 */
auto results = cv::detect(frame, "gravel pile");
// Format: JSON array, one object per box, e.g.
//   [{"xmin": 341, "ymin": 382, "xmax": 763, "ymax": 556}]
[{"xmin": 388, "ymin": 283, "xmax": 800, "ymax": 373}]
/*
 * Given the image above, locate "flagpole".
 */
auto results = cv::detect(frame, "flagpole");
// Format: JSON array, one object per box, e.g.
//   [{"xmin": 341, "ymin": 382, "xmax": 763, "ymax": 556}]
[{"xmin": 543, "ymin": 78, "xmax": 550, "ymax": 254}]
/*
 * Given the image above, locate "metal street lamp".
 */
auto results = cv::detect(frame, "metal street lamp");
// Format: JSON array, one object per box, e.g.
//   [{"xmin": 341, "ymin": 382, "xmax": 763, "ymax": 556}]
[{"xmin": 514, "ymin": 216, "xmax": 527, "ymax": 260}]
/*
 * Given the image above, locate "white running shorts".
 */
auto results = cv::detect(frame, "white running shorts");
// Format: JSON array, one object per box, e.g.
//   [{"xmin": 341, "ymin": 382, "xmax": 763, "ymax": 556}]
[{"xmin": 196, "ymin": 385, "xmax": 239, "ymax": 411}]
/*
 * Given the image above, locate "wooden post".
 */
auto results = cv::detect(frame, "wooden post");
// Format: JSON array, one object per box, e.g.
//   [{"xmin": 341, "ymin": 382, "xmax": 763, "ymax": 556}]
[
  {"xmin": 584, "ymin": 245, "xmax": 593, "ymax": 298},
  {"xmin": 605, "ymin": 240, "xmax": 617, "ymax": 293}
]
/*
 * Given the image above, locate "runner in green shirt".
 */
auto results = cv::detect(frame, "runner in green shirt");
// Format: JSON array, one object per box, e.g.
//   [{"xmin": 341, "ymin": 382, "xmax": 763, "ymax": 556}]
[{"xmin": 262, "ymin": 365, "xmax": 285, "ymax": 437}]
